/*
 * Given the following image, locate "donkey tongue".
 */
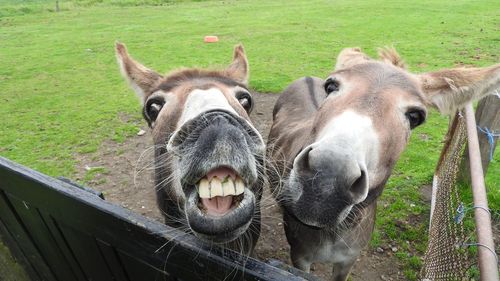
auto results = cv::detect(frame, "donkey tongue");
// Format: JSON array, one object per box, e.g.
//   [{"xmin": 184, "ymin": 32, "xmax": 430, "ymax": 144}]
[{"xmin": 201, "ymin": 196, "xmax": 233, "ymax": 216}]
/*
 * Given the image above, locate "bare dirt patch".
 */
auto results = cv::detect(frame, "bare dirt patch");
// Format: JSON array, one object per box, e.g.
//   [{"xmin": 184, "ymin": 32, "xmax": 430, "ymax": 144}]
[{"xmin": 75, "ymin": 92, "xmax": 405, "ymax": 280}]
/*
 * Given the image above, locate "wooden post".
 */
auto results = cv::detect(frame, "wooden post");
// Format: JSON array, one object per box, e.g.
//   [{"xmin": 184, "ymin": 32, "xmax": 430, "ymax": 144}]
[
  {"xmin": 460, "ymin": 94, "xmax": 499, "ymax": 182},
  {"xmin": 464, "ymin": 103, "xmax": 499, "ymax": 281}
]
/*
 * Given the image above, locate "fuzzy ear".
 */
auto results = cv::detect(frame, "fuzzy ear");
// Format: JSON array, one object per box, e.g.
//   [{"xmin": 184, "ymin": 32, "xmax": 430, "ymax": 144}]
[
  {"xmin": 226, "ymin": 44, "xmax": 249, "ymax": 85},
  {"xmin": 115, "ymin": 42, "xmax": 162, "ymax": 103},
  {"xmin": 378, "ymin": 47, "xmax": 406, "ymax": 69},
  {"xmin": 418, "ymin": 64, "xmax": 500, "ymax": 114},
  {"xmin": 334, "ymin": 47, "xmax": 372, "ymax": 70}
]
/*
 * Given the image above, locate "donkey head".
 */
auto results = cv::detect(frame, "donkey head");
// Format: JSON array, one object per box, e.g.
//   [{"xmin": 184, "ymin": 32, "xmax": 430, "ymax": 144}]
[
  {"xmin": 276, "ymin": 47, "xmax": 499, "ymax": 228},
  {"xmin": 116, "ymin": 43, "xmax": 265, "ymax": 244}
]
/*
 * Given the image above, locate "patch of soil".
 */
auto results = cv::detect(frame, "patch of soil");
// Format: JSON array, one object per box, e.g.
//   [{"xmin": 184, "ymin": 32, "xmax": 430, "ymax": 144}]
[{"xmin": 75, "ymin": 92, "xmax": 405, "ymax": 280}]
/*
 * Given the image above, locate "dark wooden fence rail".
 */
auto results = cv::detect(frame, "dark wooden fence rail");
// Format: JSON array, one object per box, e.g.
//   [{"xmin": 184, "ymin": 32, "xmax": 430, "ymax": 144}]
[{"xmin": 0, "ymin": 157, "xmax": 317, "ymax": 281}]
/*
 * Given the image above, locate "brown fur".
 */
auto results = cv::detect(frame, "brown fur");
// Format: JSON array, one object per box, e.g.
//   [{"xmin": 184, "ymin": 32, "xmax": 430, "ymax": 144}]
[
  {"xmin": 418, "ymin": 64, "xmax": 500, "ymax": 113},
  {"xmin": 115, "ymin": 42, "xmax": 254, "ymax": 160},
  {"xmin": 268, "ymin": 46, "xmax": 500, "ymax": 281},
  {"xmin": 378, "ymin": 46, "xmax": 407, "ymax": 69},
  {"xmin": 116, "ymin": 42, "xmax": 263, "ymax": 252},
  {"xmin": 151, "ymin": 81, "xmax": 251, "ymax": 145},
  {"xmin": 116, "ymin": 42, "xmax": 249, "ymax": 102},
  {"xmin": 116, "ymin": 42, "xmax": 163, "ymax": 101}
]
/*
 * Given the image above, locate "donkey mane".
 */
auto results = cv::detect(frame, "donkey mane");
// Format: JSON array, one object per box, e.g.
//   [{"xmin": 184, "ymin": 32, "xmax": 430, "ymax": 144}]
[{"xmin": 156, "ymin": 68, "xmax": 248, "ymax": 92}]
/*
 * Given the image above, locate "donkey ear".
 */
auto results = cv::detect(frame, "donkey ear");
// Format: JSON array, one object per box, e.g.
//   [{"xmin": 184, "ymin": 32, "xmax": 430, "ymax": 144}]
[
  {"xmin": 378, "ymin": 47, "xmax": 406, "ymax": 69},
  {"xmin": 334, "ymin": 47, "xmax": 372, "ymax": 70},
  {"xmin": 226, "ymin": 44, "xmax": 249, "ymax": 85},
  {"xmin": 418, "ymin": 64, "xmax": 500, "ymax": 114},
  {"xmin": 115, "ymin": 42, "xmax": 162, "ymax": 103}
]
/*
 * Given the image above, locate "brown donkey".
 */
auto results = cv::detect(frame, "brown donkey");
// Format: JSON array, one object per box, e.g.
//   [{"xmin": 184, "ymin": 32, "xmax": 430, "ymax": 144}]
[
  {"xmin": 268, "ymin": 47, "xmax": 500, "ymax": 280},
  {"xmin": 116, "ymin": 43, "xmax": 265, "ymax": 253}
]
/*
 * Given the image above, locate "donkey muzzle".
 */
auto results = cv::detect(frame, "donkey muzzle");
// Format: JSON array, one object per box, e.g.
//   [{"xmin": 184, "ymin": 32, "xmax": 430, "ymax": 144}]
[
  {"xmin": 288, "ymin": 144, "xmax": 369, "ymax": 227},
  {"xmin": 167, "ymin": 110, "xmax": 263, "ymax": 243}
]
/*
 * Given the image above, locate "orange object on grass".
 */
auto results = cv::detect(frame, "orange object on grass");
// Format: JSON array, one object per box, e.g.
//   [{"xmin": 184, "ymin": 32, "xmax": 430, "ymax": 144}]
[{"xmin": 204, "ymin": 36, "xmax": 219, "ymax": 43}]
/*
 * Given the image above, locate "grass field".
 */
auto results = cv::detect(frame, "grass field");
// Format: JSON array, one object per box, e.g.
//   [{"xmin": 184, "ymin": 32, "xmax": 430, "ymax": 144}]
[{"xmin": 0, "ymin": 0, "xmax": 498, "ymax": 279}]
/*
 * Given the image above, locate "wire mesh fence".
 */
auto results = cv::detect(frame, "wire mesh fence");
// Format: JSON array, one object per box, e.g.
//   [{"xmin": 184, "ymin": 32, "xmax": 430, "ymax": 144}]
[{"xmin": 420, "ymin": 112, "xmax": 474, "ymax": 280}]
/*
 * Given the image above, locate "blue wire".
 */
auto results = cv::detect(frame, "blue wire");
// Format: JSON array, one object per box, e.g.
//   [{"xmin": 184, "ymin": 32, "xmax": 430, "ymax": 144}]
[{"xmin": 476, "ymin": 126, "xmax": 500, "ymax": 161}]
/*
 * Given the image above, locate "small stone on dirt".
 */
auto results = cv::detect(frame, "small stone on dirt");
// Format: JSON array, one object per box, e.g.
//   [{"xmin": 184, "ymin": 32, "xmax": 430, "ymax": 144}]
[
  {"xmin": 391, "ymin": 247, "xmax": 398, "ymax": 252},
  {"xmin": 84, "ymin": 165, "xmax": 103, "ymax": 171},
  {"xmin": 376, "ymin": 247, "xmax": 384, "ymax": 253},
  {"xmin": 137, "ymin": 129, "xmax": 146, "ymax": 136}
]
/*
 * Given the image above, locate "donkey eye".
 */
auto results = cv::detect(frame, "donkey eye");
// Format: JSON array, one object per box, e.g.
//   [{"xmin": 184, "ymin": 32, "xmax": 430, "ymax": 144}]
[
  {"xmin": 236, "ymin": 91, "xmax": 253, "ymax": 113},
  {"xmin": 324, "ymin": 77, "xmax": 340, "ymax": 95},
  {"xmin": 405, "ymin": 109, "xmax": 426, "ymax": 129},
  {"xmin": 145, "ymin": 98, "xmax": 165, "ymax": 122}
]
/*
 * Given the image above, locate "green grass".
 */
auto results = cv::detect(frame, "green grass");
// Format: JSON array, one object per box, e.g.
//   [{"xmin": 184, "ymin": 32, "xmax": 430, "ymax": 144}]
[{"xmin": 0, "ymin": 0, "xmax": 499, "ymax": 279}]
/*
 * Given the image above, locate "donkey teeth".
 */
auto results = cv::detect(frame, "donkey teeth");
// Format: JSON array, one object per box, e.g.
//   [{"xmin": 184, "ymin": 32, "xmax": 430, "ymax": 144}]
[
  {"xmin": 198, "ymin": 178, "xmax": 210, "ymax": 199},
  {"xmin": 222, "ymin": 179, "xmax": 235, "ymax": 196},
  {"xmin": 235, "ymin": 178, "xmax": 244, "ymax": 195},
  {"xmin": 210, "ymin": 178, "xmax": 223, "ymax": 197},
  {"xmin": 197, "ymin": 177, "xmax": 245, "ymax": 199}
]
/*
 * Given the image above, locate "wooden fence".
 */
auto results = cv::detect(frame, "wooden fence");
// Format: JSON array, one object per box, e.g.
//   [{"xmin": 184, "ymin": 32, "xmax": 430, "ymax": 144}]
[{"xmin": 0, "ymin": 156, "xmax": 318, "ymax": 281}]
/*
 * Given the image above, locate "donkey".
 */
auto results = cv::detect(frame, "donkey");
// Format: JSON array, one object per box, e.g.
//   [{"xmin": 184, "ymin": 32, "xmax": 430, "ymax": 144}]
[
  {"xmin": 115, "ymin": 42, "xmax": 265, "ymax": 252},
  {"xmin": 268, "ymin": 47, "xmax": 500, "ymax": 280}
]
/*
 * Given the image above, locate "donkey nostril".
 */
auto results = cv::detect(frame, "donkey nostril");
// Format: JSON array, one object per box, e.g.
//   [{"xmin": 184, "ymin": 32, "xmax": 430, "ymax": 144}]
[
  {"xmin": 303, "ymin": 149, "xmax": 311, "ymax": 170},
  {"xmin": 295, "ymin": 146, "xmax": 313, "ymax": 172},
  {"xmin": 349, "ymin": 170, "xmax": 368, "ymax": 202}
]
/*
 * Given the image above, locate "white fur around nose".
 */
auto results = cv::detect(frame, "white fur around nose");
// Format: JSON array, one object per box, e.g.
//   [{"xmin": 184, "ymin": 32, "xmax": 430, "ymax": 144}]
[
  {"xmin": 316, "ymin": 110, "xmax": 379, "ymax": 202},
  {"xmin": 178, "ymin": 88, "xmax": 237, "ymax": 127},
  {"xmin": 317, "ymin": 110, "xmax": 379, "ymax": 163}
]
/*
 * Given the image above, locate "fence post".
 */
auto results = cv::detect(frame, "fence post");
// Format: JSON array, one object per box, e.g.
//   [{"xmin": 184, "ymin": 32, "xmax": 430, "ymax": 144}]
[{"xmin": 464, "ymin": 103, "xmax": 499, "ymax": 281}]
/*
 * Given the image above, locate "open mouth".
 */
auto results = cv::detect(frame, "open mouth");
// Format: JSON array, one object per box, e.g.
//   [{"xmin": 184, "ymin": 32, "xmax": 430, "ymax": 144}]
[
  {"xmin": 173, "ymin": 110, "xmax": 263, "ymax": 243},
  {"xmin": 185, "ymin": 166, "xmax": 256, "ymax": 243},
  {"xmin": 196, "ymin": 167, "xmax": 245, "ymax": 216}
]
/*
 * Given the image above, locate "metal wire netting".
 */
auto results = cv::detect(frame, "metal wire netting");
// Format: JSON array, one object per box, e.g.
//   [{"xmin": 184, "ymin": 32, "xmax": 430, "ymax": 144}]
[{"xmin": 420, "ymin": 113, "xmax": 473, "ymax": 280}]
